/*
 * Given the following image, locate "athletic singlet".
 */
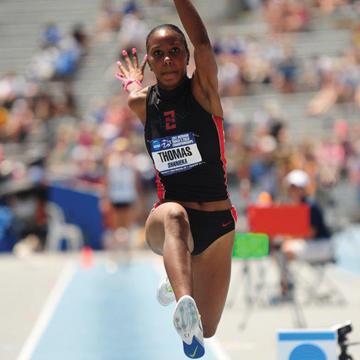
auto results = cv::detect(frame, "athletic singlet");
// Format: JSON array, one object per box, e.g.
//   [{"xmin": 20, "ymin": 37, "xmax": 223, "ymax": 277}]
[{"xmin": 144, "ymin": 76, "xmax": 229, "ymax": 202}]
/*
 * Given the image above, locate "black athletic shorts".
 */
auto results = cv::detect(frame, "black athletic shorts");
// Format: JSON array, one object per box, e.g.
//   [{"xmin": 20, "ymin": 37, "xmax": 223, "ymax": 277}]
[{"xmin": 184, "ymin": 206, "xmax": 237, "ymax": 255}]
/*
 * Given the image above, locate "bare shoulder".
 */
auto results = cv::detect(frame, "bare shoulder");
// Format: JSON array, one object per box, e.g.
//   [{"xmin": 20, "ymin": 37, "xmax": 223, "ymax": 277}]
[{"xmin": 128, "ymin": 86, "xmax": 149, "ymax": 124}]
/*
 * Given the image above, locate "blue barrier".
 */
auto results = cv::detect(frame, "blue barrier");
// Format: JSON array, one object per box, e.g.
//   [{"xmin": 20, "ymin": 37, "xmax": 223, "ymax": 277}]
[
  {"xmin": 0, "ymin": 206, "xmax": 16, "ymax": 252},
  {"xmin": 48, "ymin": 184, "xmax": 104, "ymax": 250}
]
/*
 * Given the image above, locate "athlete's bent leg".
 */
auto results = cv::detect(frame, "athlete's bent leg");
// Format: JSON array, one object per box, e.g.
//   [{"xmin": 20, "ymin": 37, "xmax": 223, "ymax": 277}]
[
  {"xmin": 145, "ymin": 202, "xmax": 194, "ymax": 300},
  {"xmin": 192, "ymin": 230, "xmax": 235, "ymax": 338}
]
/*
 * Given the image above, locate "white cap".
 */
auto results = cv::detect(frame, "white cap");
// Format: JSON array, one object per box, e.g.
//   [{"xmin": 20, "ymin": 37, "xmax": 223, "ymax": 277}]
[{"xmin": 286, "ymin": 169, "xmax": 309, "ymax": 188}]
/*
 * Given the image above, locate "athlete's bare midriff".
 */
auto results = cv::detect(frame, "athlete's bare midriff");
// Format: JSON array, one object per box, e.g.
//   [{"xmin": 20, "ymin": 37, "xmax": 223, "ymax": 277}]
[{"xmin": 165, "ymin": 198, "xmax": 232, "ymax": 211}]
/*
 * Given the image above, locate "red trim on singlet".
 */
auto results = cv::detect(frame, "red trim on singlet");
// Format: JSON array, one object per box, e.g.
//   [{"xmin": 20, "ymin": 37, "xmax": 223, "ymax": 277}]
[
  {"xmin": 212, "ymin": 115, "xmax": 229, "ymax": 197},
  {"xmin": 155, "ymin": 170, "xmax": 165, "ymax": 202},
  {"xmin": 231, "ymin": 205, "xmax": 238, "ymax": 223}
]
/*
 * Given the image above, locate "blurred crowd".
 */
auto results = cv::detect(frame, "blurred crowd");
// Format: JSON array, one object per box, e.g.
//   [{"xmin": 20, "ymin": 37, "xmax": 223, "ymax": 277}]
[
  {"xmin": 214, "ymin": 20, "xmax": 360, "ymax": 117},
  {"xmin": 226, "ymin": 117, "xmax": 360, "ymax": 211},
  {"xmin": 0, "ymin": 0, "xmax": 359, "ymax": 253}
]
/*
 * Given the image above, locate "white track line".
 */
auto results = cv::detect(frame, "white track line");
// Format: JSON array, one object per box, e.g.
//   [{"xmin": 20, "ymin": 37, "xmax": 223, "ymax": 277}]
[
  {"xmin": 17, "ymin": 261, "xmax": 76, "ymax": 360},
  {"xmin": 153, "ymin": 260, "xmax": 231, "ymax": 360}
]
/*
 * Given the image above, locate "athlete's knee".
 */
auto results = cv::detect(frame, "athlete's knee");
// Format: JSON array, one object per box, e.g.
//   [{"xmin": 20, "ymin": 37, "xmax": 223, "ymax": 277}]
[
  {"xmin": 162, "ymin": 204, "xmax": 192, "ymax": 251},
  {"xmin": 163, "ymin": 205, "xmax": 189, "ymax": 227}
]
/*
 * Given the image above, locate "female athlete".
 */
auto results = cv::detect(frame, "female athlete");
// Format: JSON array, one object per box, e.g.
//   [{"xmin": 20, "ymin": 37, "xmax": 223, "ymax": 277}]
[{"xmin": 116, "ymin": 1, "xmax": 237, "ymax": 357}]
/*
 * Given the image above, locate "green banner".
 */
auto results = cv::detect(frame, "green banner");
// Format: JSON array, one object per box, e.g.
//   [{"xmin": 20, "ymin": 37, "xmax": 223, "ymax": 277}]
[{"xmin": 232, "ymin": 233, "xmax": 269, "ymax": 259}]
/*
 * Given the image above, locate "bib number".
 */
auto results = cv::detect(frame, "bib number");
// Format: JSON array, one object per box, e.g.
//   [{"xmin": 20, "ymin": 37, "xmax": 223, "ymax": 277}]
[{"xmin": 151, "ymin": 133, "xmax": 202, "ymax": 175}]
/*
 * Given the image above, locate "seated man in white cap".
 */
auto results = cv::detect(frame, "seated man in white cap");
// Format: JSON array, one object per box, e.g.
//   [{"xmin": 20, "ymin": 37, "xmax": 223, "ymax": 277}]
[{"xmin": 276, "ymin": 169, "xmax": 334, "ymax": 298}]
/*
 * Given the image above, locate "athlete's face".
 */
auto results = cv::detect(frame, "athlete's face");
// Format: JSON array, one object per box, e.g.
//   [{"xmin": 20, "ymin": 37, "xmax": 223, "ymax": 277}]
[{"xmin": 147, "ymin": 29, "xmax": 189, "ymax": 89}]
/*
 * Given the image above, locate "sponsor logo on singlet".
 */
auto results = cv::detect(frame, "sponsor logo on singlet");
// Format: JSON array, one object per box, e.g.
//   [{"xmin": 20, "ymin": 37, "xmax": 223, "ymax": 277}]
[{"xmin": 151, "ymin": 132, "xmax": 202, "ymax": 175}]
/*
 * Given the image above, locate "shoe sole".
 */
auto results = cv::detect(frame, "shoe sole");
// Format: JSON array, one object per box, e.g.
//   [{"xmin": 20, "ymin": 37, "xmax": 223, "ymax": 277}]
[
  {"xmin": 157, "ymin": 279, "xmax": 175, "ymax": 306},
  {"xmin": 173, "ymin": 296, "xmax": 205, "ymax": 358}
]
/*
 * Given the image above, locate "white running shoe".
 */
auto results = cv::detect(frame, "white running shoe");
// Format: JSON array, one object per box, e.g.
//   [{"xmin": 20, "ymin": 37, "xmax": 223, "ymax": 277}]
[
  {"xmin": 157, "ymin": 277, "xmax": 175, "ymax": 306},
  {"xmin": 173, "ymin": 295, "xmax": 205, "ymax": 358}
]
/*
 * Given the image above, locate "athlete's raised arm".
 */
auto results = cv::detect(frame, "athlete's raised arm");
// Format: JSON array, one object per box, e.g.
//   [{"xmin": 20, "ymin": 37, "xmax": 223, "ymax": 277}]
[
  {"xmin": 173, "ymin": 0, "xmax": 221, "ymax": 115},
  {"xmin": 116, "ymin": 48, "xmax": 148, "ymax": 124}
]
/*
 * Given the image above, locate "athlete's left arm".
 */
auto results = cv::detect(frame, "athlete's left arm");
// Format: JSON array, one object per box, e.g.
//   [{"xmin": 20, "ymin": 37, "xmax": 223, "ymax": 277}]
[{"xmin": 173, "ymin": 0, "xmax": 222, "ymax": 115}]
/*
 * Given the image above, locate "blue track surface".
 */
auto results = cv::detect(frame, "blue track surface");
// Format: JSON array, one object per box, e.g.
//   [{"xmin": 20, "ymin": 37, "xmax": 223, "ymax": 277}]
[
  {"xmin": 31, "ymin": 261, "xmax": 218, "ymax": 360},
  {"xmin": 334, "ymin": 225, "xmax": 360, "ymax": 275}
]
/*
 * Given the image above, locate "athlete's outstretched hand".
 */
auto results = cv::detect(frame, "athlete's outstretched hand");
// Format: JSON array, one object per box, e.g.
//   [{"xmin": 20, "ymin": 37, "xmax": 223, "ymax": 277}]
[{"xmin": 116, "ymin": 48, "xmax": 147, "ymax": 90}]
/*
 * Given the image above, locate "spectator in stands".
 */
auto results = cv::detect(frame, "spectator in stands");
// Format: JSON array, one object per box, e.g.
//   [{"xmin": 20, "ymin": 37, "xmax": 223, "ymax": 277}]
[
  {"xmin": 117, "ymin": 5, "xmax": 147, "ymax": 54},
  {"xmin": 0, "ymin": 72, "xmax": 27, "ymax": 108},
  {"xmin": 307, "ymin": 65, "xmax": 339, "ymax": 115},
  {"xmin": 356, "ymin": 83, "xmax": 360, "ymax": 108},
  {"xmin": 262, "ymin": 0, "xmax": 310, "ymax": 33},
  {"xmin": 27, "ymin": 45, "xmax": 58, "ymax": 81},
  {"xmin": 276, "ymin": 169, "xmax": 333, "ymax": 298},
  {"xmin": 272, "ymin": 47, "xmax": 298, "ymax": 93},
  {"xmin": 53, "ymin": 36, "xmax": 82, "ymax": 80},
  {"xmin": 122, "ymin": 0, "xmax": 139, "ymax": 14},
  {"xmin": 32, "ymin": 93, "xmax": 57, "ymax": 122},
  {"xmin": 5, "ymin": 99, "xmax": 34, "ymax": 142},
  {"xmin": 101, "ymin": 137, "xmax": 141, "ymax": 267},
  {"xmin": 71, "ymin": 23, "xmax": 90, "ymax": 56},
  {"xmin": 314, "ymin": 0, "xmax": 347, "ymax": 14},
  {"xmin": 0, "ymin": 107, "xmax": 9, "ymax": 139},
  {"xmin": 2, "ymin": 183, "xmax": 47, "ymax": 253},
  {"xmin": 95, "ymin": 0, "xmax": 123, "ymax": 37},
  {"xmin": 251, "ymin": 134, "xmax": 279, "ymax": 198},
  {"xmin": 315, "ymin": 136, "xmax": 346, "ymax": 186},
  {"xmin": 348, "ymin": 135, "xmax": 360, "ymax": 221},
  {"xmin": 308, "ymin": 46, "xmax": 360, "ymax": 115},
  {"xmin": 41, "ymin": 23, "xmax": 62, "ymax": 48},
  {"xmin": 218, "ymin": 55, "xmax": 243, "ymax": 97}
]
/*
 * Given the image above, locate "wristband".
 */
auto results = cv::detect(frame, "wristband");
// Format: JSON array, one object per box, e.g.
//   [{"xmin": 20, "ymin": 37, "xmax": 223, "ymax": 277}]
[
  {"xmin": 115, "ymin": 73, "xmax": 142, "ymax": 93},
  {"xmin": 124, "ymin": 79, "xmax": 142, "ymax": 92}
]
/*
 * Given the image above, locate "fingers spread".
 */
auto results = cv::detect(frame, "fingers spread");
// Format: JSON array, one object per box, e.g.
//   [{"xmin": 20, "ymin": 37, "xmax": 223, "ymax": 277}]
[
  {"xmin": 117, "ymin": 60, "xmax": 128, "ymax": 76},
  {"xmin": 122, "ymin": 49, "xmax": 133, "ymax": 71},
  {"xmin": 116, "ymin": 49, "xmax": 147, "ymax": 84},
  {"xmin": 115, "ymin": 72, "xmax": 125, "ymax": 81},
  {"xmin": 132, "ymin": 48, "xmax": 139, "ymax": 69},
  {"xmin": 140, "ymin": 54, "xmax": 148, "ymax": 73}
]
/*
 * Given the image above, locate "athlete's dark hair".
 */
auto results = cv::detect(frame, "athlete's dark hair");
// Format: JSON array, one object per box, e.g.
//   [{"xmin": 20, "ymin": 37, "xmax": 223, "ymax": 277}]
[{"xmin": 146, "ymin": 24, "xmax": 190, "ymax": 60}]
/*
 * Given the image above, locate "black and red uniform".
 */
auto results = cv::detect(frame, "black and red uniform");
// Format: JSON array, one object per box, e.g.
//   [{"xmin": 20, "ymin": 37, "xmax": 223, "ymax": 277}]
[{"xmin": 145, "ymin": 76, "xmax": 237, "ymax": 255}]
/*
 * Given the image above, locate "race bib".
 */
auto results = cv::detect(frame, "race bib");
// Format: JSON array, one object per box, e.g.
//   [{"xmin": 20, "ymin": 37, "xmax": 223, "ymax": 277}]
[{"xmin": 151, "ymin": 132, "xmax": 203, "ymax": 175}]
